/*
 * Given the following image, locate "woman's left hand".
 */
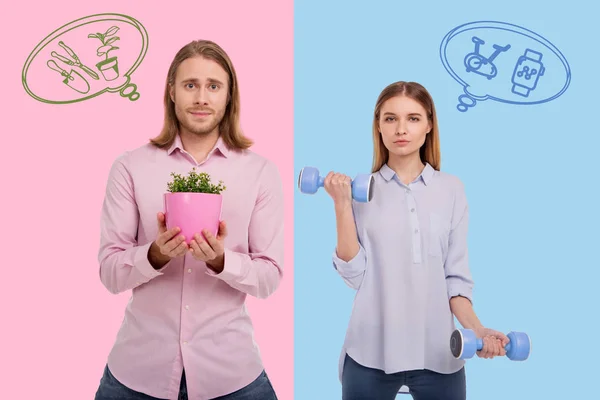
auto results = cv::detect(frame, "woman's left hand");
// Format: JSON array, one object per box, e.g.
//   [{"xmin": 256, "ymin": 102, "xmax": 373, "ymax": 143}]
[{"xmin": 474, "ymin": 327, "xmax": 510, "ymax": 359}]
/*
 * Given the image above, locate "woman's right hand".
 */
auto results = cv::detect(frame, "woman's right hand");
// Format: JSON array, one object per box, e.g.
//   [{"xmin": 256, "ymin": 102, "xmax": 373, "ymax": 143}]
[
  {"xmin": 323, "ymin": 171, "xmax": 352, "ymax": 208},
  {"xmin": 474, "ymin": 327, "xmax": 509, "ymax": 359}
]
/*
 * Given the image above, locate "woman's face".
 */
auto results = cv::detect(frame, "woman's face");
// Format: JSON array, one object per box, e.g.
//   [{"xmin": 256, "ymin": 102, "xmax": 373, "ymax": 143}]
[{"xmin": 378, "ymin": 95, "xmax": 431, "ymax": 160}]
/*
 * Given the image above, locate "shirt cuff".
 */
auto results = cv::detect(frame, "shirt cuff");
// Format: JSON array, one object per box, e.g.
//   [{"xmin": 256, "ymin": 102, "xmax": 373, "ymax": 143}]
[
  {"xmin": 332, "ymin": 246, "xmax": 366, "ymax": 277},
  {"xmin": 447, "ymin": 284, "xmax": 473, "ymax": 303},
  {"xmin": 205, "ymin": 248, "xmax": 242, "ymax": 283},
  {"xmin": 134, "ymin": 242, "xmax": 166, "ymax": 280}
]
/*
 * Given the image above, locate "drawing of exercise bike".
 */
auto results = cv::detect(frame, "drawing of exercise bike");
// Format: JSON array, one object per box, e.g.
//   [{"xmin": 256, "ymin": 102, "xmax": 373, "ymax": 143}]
[{"xmin": 464, "ymin": 36, "xmax": 511, "ymax": 80}]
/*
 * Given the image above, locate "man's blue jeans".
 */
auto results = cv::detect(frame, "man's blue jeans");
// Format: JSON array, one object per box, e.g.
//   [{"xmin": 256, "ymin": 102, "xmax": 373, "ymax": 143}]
[{"xmin": 94, "ymin": 365, "xmax": 278, "ymax": 400}]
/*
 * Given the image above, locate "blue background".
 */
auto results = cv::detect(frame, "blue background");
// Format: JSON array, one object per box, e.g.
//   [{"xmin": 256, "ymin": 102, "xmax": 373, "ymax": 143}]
[{"xmin": 294, "ymin": 1, "xmax": 599, "ymax": 399}]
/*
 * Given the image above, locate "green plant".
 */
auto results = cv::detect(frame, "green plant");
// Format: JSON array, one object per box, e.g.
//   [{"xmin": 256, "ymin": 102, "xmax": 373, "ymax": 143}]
[
  {"xmin": 167, "ymin": 168, "xmax": 226, "ymax": 194},
  {"xmin": 88, "ymin": 26, "xmax": 120, "ymax": 60}
]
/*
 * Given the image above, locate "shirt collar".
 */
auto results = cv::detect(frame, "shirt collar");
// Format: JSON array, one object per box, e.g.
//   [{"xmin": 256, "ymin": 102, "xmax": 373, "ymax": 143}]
[
  {"xmin": 212, "ymin": 136, "xmax": 230, "ymax": 158},
  {"xmin": 379, "ymin": 162, "xmax": 434, "ymax": 185},
  {"xmin": 166, "ymin": 134, "xmax": 183, "ymax": 155},
  {"xmin": 167, "ymin": 134, "xmax": 230, "ymax": 158}
]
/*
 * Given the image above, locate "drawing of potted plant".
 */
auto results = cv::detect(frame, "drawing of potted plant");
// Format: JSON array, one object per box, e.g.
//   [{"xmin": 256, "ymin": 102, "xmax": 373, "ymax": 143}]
[
  {"xmin": 88, "ymin": 26, "xmax": 120, "ymax": 81},
  {"xmin": 163, "ymin": 168, "xmax": 226, "ymax": 244}
]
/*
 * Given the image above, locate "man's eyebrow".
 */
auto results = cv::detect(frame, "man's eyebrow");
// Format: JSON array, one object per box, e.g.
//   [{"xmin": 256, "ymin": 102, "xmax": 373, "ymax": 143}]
[
  {"xmin": 207, "ymin": 78, "xmax": 225, "ymax": 85},
  {"xmin": 180, "ymin": 77, "xmax": 226, "ymax": 85}
]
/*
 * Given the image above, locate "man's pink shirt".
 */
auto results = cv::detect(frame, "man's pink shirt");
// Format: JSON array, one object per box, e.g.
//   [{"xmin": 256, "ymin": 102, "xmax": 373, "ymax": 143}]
[{"xmin": 98, "ymin": 134, "xmax": 284, "ymax": 400}]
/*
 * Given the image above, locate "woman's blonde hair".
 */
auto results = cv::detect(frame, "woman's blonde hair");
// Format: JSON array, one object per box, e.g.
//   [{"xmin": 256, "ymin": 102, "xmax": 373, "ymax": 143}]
[
  {"xmin": 149, "ymin": 40, "xmax": 253, "ymax": 150},
  {"xmin": 371, "ymin": 81, "xmax": 440, "ymax": 173}
]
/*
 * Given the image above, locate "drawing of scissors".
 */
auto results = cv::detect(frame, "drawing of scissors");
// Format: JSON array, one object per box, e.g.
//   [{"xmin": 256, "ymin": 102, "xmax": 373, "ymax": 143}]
[{"xmin": 51, "ymin": 41, "xmax": 99, "ymax": 80}]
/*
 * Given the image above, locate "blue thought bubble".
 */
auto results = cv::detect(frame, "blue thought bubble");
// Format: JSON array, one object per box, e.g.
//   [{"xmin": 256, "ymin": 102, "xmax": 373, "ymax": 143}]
[{"xmin": 439, "ymin": 21, "xmax": 571, "ymax": 112}]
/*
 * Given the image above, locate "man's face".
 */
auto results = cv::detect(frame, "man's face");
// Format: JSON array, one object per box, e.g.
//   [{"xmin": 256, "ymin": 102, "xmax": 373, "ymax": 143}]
[{"xmin": 170, "ymin": 56, "xmax": 230, "ymax": 137}]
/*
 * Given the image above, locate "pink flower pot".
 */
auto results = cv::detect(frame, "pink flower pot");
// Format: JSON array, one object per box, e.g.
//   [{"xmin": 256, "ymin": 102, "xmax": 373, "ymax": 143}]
[{"xmin": 163, "ymin": 192, "xmax": 223, "ymax": 244}]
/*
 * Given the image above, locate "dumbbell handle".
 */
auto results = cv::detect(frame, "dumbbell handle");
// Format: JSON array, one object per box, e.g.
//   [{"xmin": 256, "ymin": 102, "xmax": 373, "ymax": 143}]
[
  {"xmin": 475, "ymin": 338, "xmax": 512, "ymax": 353},
  {"xmin": 315, "ymin": 175, "xmax": 360, "ymax": 188},
  {"xmin": 317, "ymin": 175, "xmax": 361, "ymax": 188}
]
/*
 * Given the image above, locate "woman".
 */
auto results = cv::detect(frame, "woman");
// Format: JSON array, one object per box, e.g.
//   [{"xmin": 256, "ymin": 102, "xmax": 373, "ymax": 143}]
[{"xmin": 324, "ymin": 81, "xmax": 508, "ymax": 400}]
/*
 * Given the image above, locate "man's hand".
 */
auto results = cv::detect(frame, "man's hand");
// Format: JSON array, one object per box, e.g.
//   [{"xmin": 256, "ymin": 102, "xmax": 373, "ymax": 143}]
[
  {"xmin": 474, "ymin": 326, "xmax": 510, "ymax": 359},
  {"xmin": 189, "ymin": 221, "xmax": 228, "ymax": 273},
  {"xmin": 148, "ymin": 212, "xmax": 188, "ymax": 269}
]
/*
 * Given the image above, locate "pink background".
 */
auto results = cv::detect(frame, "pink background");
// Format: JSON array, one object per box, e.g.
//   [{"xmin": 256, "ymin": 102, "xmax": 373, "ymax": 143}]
[{"xmin": 1, "ymin": 1, "xmax": 293, "ymax": 399}]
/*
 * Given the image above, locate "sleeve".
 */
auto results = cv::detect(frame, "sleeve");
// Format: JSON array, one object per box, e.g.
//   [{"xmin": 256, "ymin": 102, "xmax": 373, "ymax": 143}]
[
  {"xmin": 205, "ymin": 161, "xmax": 284, "ymax": 299},
  {"xmin": 444, "ymin": 178, "xmax": 474, "ymax": 302},
  {"xmin": 332, "ymin": 201, "xmax": 367, "ymax": 290},
  {"xmin": 97, "ymin": 154, "xmax": 169, "ymax": 294}
]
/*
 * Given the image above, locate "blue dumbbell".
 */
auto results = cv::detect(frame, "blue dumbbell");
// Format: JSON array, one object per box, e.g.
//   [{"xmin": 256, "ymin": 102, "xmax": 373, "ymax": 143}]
[
  {"xmin": 298, "ymin": 166, "xmax": 374, "ymax": 203},
  {"xmin": 450, "ymin": 328, "xmax": 531, "ymax": 361}
]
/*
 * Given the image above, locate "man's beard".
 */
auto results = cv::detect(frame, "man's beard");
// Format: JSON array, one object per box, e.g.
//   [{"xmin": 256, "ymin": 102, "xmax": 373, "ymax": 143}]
[
  {"xmin": 175, "ymin": 105, "xmax": 225, "ymax": 136},
  {"xmin": 180, "ymin": 115, "xmax": 220, "ymax": 136}
]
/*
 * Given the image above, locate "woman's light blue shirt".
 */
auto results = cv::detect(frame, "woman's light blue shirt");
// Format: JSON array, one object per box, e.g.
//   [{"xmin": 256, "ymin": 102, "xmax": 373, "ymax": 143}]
[{"xmin": 333, "ymin": 163, "xmax": 474, "ymax": 381}]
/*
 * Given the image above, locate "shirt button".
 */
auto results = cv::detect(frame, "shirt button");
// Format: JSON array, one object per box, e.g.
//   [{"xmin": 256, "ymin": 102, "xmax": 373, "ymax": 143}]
[
  {"xmin": 411, "ymin": 208, "xmax": 415, "ymax": 212},
  {"xmin": 183, "ymin": 341, "xmax": 188, "ymax": 345},
  {"xmin": 187, "ymin": 269, "xmax": 192, "ymax": 273},
  {"xmin": 414, "ymin": 228, "xmax": 419, "ymax": 234},
  {"xmin": 185, "ymin": 305, "xmax": 190, "ymax": 310}
]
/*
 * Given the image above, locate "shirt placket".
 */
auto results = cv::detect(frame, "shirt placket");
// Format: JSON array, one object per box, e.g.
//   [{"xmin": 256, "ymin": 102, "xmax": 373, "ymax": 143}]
[
  {"xmin": 404, "ymin": 185, "xmax": 421, "ymax": 264},
  {"xmin": 180, "ymin": 256, "xmax": 194, "ymax": 354}
]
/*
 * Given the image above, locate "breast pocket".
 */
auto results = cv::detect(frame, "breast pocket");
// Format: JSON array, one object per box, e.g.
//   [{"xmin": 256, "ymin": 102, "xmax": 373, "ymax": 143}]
[{"xmin": 428, "ymin": 213, "xmax": 449, "ymax": 257}]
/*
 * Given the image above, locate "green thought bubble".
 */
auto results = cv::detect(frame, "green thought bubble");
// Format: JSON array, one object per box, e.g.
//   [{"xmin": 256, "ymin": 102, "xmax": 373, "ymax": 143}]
[{"xmin": 23, "ymin": 13, "xmax": 149, "ymax": 104}]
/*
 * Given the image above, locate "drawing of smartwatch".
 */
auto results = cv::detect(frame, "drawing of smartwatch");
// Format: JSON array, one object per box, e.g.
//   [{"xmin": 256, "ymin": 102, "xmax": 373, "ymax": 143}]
[{"xmin": 511, "ymin": 49, "xmax": 545, "ymax": 97}]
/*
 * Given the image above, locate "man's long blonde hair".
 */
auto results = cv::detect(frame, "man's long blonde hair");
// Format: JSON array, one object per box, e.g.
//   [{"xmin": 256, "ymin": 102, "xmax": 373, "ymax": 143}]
[{"xmin": 149, "ymin": 40, "xmax": 253, "ymax": 150}]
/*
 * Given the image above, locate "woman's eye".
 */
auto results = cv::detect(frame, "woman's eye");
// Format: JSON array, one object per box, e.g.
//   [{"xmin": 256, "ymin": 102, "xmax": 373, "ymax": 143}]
[
  {"xmin": 186, "ymin": 83, "xmax": 194, "ymax": 89},
  {"xmin": 385, "ymin": 117, "xmax": 395, "ymax": 122}
]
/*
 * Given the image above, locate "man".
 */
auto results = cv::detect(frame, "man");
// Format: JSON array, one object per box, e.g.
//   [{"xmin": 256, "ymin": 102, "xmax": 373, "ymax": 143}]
[{"xmin": 94, "ymin": 40, "xmax": 283, "ymax": 400}]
